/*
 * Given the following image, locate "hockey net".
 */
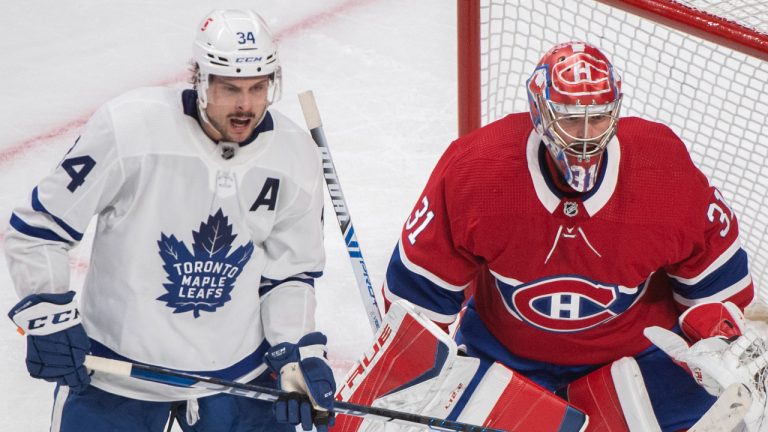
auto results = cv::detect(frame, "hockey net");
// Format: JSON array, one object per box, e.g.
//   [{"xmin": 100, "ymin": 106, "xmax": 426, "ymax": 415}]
[{"xmin": 458, "ymin": 0, "xmax": 768, "ymax": 299}]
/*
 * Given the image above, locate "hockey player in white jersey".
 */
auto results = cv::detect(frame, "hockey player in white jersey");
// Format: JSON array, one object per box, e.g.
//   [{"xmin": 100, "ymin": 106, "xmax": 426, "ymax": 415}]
[{"xmin": 5, "ymin": 9, "xmax": 335, "ymax": 432}]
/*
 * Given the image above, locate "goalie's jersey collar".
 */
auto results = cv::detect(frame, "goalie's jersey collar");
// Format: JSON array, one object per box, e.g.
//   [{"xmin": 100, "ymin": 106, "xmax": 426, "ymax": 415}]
[
  {"xmin": 526, "ymin": 130, "xmax": 620, "ymax": 217},
  {"xmin": 181, "ymin": 89, "xmax": 274, "ymax": 147}
]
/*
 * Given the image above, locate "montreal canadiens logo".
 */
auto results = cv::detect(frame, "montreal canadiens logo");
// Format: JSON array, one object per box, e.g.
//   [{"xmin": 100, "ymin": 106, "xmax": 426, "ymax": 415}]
[
  {"xmin": 499, "ymin": 275, "xmax": 641, "ymax": 332},
  {"xmin": 156, "ymin": 209, "xmax": 254, "ymax": 318},
  {"xmin": 552, "ymin": 53, "xmax": 612, "ymax": 97}
]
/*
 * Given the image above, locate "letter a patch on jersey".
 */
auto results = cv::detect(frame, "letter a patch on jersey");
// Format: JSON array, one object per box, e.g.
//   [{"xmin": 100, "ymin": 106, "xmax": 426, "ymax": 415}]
[
  {"xmin": 250, "ymin": 177, "xmax": 280, "ymax": 211},
  {"xmin": 156, "ymin": 209, "xmax": 254, "ymax": 318}
]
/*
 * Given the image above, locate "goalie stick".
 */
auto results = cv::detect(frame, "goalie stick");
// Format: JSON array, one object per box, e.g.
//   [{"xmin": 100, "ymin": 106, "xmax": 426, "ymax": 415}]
[
  {"xmin": 298, "ymin": 90, "xmax": 383, "ymax": 332},
  {"xmin": 84, "ymin": 355, "xmax": 502, "ymax": 432},
  {"xmin": 689, "ymin": 383, "xmax": 752, "ymax": 432}
]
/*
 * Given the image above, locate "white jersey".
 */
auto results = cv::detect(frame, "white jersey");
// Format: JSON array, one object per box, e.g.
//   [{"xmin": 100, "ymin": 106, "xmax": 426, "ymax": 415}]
[{"xmin": 4, "ymin": 87, "xmax": 325, "ymax": 401}]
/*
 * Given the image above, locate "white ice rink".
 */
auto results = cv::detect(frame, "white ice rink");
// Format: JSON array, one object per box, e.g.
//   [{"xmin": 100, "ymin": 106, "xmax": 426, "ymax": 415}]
[
  {"xmin": 0, "ymin": 1, "xmax": 455, "ymax": 429},
  {"xmin": 2, "ymin": 1, "xmax": 767, "ymax": 431}
]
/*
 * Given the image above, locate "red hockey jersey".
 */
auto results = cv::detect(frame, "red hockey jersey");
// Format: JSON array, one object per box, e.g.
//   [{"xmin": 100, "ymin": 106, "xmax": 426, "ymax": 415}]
[{"xmin": 384, "ymin": 113, "xmax": 753, "ymax": 365}]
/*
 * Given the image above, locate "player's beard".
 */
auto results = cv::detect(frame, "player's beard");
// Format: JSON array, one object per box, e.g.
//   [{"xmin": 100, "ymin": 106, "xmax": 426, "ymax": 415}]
[{"xmin": 209, "ymin": 110, "xmax": 258, "ymax": 143}]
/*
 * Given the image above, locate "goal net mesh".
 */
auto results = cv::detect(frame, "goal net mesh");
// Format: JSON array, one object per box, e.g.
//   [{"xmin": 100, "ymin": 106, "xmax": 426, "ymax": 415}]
[{"xmin": 473, "ymin": 0, "xmax": 768, "ymax": 298}]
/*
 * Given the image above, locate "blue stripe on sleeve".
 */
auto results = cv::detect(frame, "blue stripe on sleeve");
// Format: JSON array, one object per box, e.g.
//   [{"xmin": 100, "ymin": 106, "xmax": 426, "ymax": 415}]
[
  {"xmin": 31, "ymin": 187, "xmax": 83, "ymax": 241},
  {"xmin": 259, "ymin": 271, "xmax": 323, "ymax": 297},
  {"xmin": 671, "ymin": 248, "xmax": 750, "ymax": 300},
  {"xmin": 385, "ymin": 244, "xmax": 465, "ymax": 317},
  {"xmin": 9, "ymin": 213, "xmax": 71, "ymax": 244}
]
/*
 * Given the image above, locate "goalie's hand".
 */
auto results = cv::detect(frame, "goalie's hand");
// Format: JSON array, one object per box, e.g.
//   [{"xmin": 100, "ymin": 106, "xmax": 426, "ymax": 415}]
[
  {"xmin": 644, "ymin": 326, "xmax": 740, "ymax": 395},
  {"xmin": 645, "ymin": 326, "xmax": 768, "ymax": 430},
  {"xmin": 265, "ymin": 332, "xmax": 336, "ymax": 431}
]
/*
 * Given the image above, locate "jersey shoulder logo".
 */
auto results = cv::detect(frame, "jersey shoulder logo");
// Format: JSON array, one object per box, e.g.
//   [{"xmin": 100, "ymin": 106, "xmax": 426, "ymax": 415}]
[{"xmin": 156, "ymin": 209, "xmax": 254, "ymax": 318}]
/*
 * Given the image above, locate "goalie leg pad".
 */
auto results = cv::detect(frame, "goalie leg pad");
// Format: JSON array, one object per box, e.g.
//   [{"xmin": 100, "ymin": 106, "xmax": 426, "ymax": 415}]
[
  {"xmin": 334, "ymin": 301, "xmax": 587, "ymax": 431},
  {"xmin": 567, "ymin": 357, "xmax": 660, "ymax": 432},
  {"xmin": 333, "ymin": 301, "xmax": 459, "ymax": 431},
  {"xmin": 457, "ymin": 362, "xmax": 588, "ymax": 432}
]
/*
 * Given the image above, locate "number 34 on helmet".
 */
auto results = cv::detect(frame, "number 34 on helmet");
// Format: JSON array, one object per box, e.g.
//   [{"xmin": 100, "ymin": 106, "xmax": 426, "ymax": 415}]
[
  {"xmin": 192, "ymin": 9, "xmax": 282, "ymax": 109},
  {"xmin": 527, "ymin": 41, "xmax": 623, "ymax": 192}
]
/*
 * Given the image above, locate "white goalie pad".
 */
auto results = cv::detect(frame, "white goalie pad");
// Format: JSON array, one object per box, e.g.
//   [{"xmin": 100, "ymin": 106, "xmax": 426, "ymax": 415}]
[
  {"xmin": 612, "ymin": 357, "xmax": 660, "ymax": 431},
  {"xmin": 567, "ymin": 356, "xmax": 660, "ymax": 432},
  {"xmin": 334, "ymin": 301, "xmax": 588, "ymax": 432}
]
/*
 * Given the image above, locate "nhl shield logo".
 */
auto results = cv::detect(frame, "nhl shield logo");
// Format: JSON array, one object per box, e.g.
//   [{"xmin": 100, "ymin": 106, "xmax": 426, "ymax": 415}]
[
  {"xmin": 564, "ymin": 201, "xmax": 578, "ymax": 217},
  {"xmin": 156, "ymin": 209, "xmax": 254, "ymax": 318}
]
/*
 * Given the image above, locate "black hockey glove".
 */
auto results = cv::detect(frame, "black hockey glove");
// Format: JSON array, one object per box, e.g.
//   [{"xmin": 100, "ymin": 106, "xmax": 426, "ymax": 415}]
[
  {"xmin": 9, "ymin": 291, "xmax": 91, "ymax": 393},
  {"xmin": 265, "ymin": 332, "xmax": 336, "ymax": 431}
]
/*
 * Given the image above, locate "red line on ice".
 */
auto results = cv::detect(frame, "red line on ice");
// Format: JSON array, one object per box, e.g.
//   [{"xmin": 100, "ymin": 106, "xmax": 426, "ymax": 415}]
[
  {"xmin": 0, "ymin": 0, "xmax": 374, "ymax": 281},
  {"xmin": 0, "ymin": 0, "xmax": 372, "ymax": 167}
]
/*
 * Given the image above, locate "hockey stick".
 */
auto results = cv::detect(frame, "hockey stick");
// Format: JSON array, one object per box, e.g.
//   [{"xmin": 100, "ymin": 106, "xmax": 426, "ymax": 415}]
[
  {"xmin": 84, "ymin": 355, "xmax": 502, "ymax": 432},
  {"xmin": 688, "ymin": 383, "xmax": 752, "ymax": 432},
  {"xmin": 298, "ymin": 90, "xmax": 383, "ymax": 332}
]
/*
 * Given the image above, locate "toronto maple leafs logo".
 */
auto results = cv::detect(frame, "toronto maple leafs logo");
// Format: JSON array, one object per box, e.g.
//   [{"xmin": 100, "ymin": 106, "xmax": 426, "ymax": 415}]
[{"xmin": 157, "ymin": 209, "xmax": 254, "ymax": 318}]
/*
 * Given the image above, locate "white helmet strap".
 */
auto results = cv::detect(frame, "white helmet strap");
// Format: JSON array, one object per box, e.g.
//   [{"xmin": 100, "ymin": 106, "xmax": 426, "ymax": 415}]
[{"xmin": 197, "ymin": 71, "xmax": 210, "ymax": 109}]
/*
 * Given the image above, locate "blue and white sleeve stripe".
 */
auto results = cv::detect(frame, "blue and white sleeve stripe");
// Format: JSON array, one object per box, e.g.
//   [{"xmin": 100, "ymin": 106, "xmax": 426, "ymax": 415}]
[
  {"xmin": 259, "ymin": 271, "xmax": 323, "ymax": 298},
  {"xmin": 385, "ymin": 241, "xmax": 468, "ymax": 324},
  {"xmin": 669, "ymin": 240, "xmax": 752, "ymax": 306},
  {"xmin": 30, "ymin": 187, "xmax": 83, "ymax": 241},
  {"xmin": 9, "ymin": 187, "xmax": 84, "ymax": 244}
]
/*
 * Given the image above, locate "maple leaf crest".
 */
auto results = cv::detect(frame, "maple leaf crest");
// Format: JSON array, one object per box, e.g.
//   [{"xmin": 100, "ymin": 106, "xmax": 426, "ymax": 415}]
[{"xmin": 156, "ymin": 209, "xmax": 254, "ymax": 318}]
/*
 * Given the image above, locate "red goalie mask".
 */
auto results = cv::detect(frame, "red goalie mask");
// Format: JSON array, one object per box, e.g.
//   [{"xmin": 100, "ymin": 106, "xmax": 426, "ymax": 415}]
[{"xmin": 527, "ymin": 41, "xmax": 622, "ymax": 192}]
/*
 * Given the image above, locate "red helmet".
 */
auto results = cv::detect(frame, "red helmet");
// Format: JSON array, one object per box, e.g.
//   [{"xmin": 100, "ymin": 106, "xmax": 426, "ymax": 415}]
[{"xmin": 527, "ymin": 41, "xmax": 622, "ymax": 192}]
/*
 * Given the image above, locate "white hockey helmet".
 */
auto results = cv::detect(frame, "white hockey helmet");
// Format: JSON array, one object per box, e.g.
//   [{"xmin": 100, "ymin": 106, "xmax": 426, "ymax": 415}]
[{"xmin": 193, "ymin": 9, "xmax": 282, "ymax": 108}]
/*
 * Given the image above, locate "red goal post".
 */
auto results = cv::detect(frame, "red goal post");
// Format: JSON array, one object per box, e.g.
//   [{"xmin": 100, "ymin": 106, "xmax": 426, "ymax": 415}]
[{"xmin": 457, "ymin": 0, "xmax": 768, "ymax": 297}]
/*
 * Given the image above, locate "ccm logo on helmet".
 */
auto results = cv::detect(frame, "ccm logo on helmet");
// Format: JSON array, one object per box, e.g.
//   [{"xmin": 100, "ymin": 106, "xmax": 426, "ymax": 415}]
[
  {"xmin": 552, "ymin": 53, "xmax": 612, "ymax": 96},
  {"xmin": 236, "ymin": 56, "xmax": 264, "ymax": 63},
  {"xmin": 498, "ymin": 275, "xmax": 641, "ymax": 332}
]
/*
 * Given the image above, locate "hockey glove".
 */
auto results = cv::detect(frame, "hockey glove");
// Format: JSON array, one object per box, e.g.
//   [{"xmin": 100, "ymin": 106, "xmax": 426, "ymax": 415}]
[
  {"xmin": 654, "ymin": 301, "xmax": 768, "ymax": 432},
  {"xmin": 643, "ymin": 302, "xmax": 757, "ymax": 395},
  {"xmin": 265, "ymin": 332, "xmax": 336, "ymax": 432},
  {"xmin": 679, "ymin": 301, "xmax": 746, "ymax": 342},
  {"xmin": 8, "ymin": 291, "xmax": 91, "ymax": 393}
]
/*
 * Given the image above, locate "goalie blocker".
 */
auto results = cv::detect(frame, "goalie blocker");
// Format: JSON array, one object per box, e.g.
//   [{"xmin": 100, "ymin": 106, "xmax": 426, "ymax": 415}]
[{"xmin": 333, "ymin": 301, "xmax": 589, "ymax": 431}]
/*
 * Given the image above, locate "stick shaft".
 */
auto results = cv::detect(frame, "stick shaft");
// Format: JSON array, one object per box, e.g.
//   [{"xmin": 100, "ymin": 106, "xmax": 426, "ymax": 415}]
[
  {"xmin": 688, "ymin": 383, "xmax": 752, "ymax": 432},
  {"xmin": 298, "ymin": 90, "xmax": 383, "ymax": 332},
  {"xmin": 84, "ymin": 355, "xmax": 502, "ymax": 432}
]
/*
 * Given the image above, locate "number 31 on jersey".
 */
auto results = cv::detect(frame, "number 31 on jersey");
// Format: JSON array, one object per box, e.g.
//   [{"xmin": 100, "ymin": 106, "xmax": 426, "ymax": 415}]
[
  {"xmin": 405, "ymin": 196, "xmax": 434, "ymax": 245},
  {"xmin": 708, "ymin": 188, "xmax": 734, "ymax": 237}
]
